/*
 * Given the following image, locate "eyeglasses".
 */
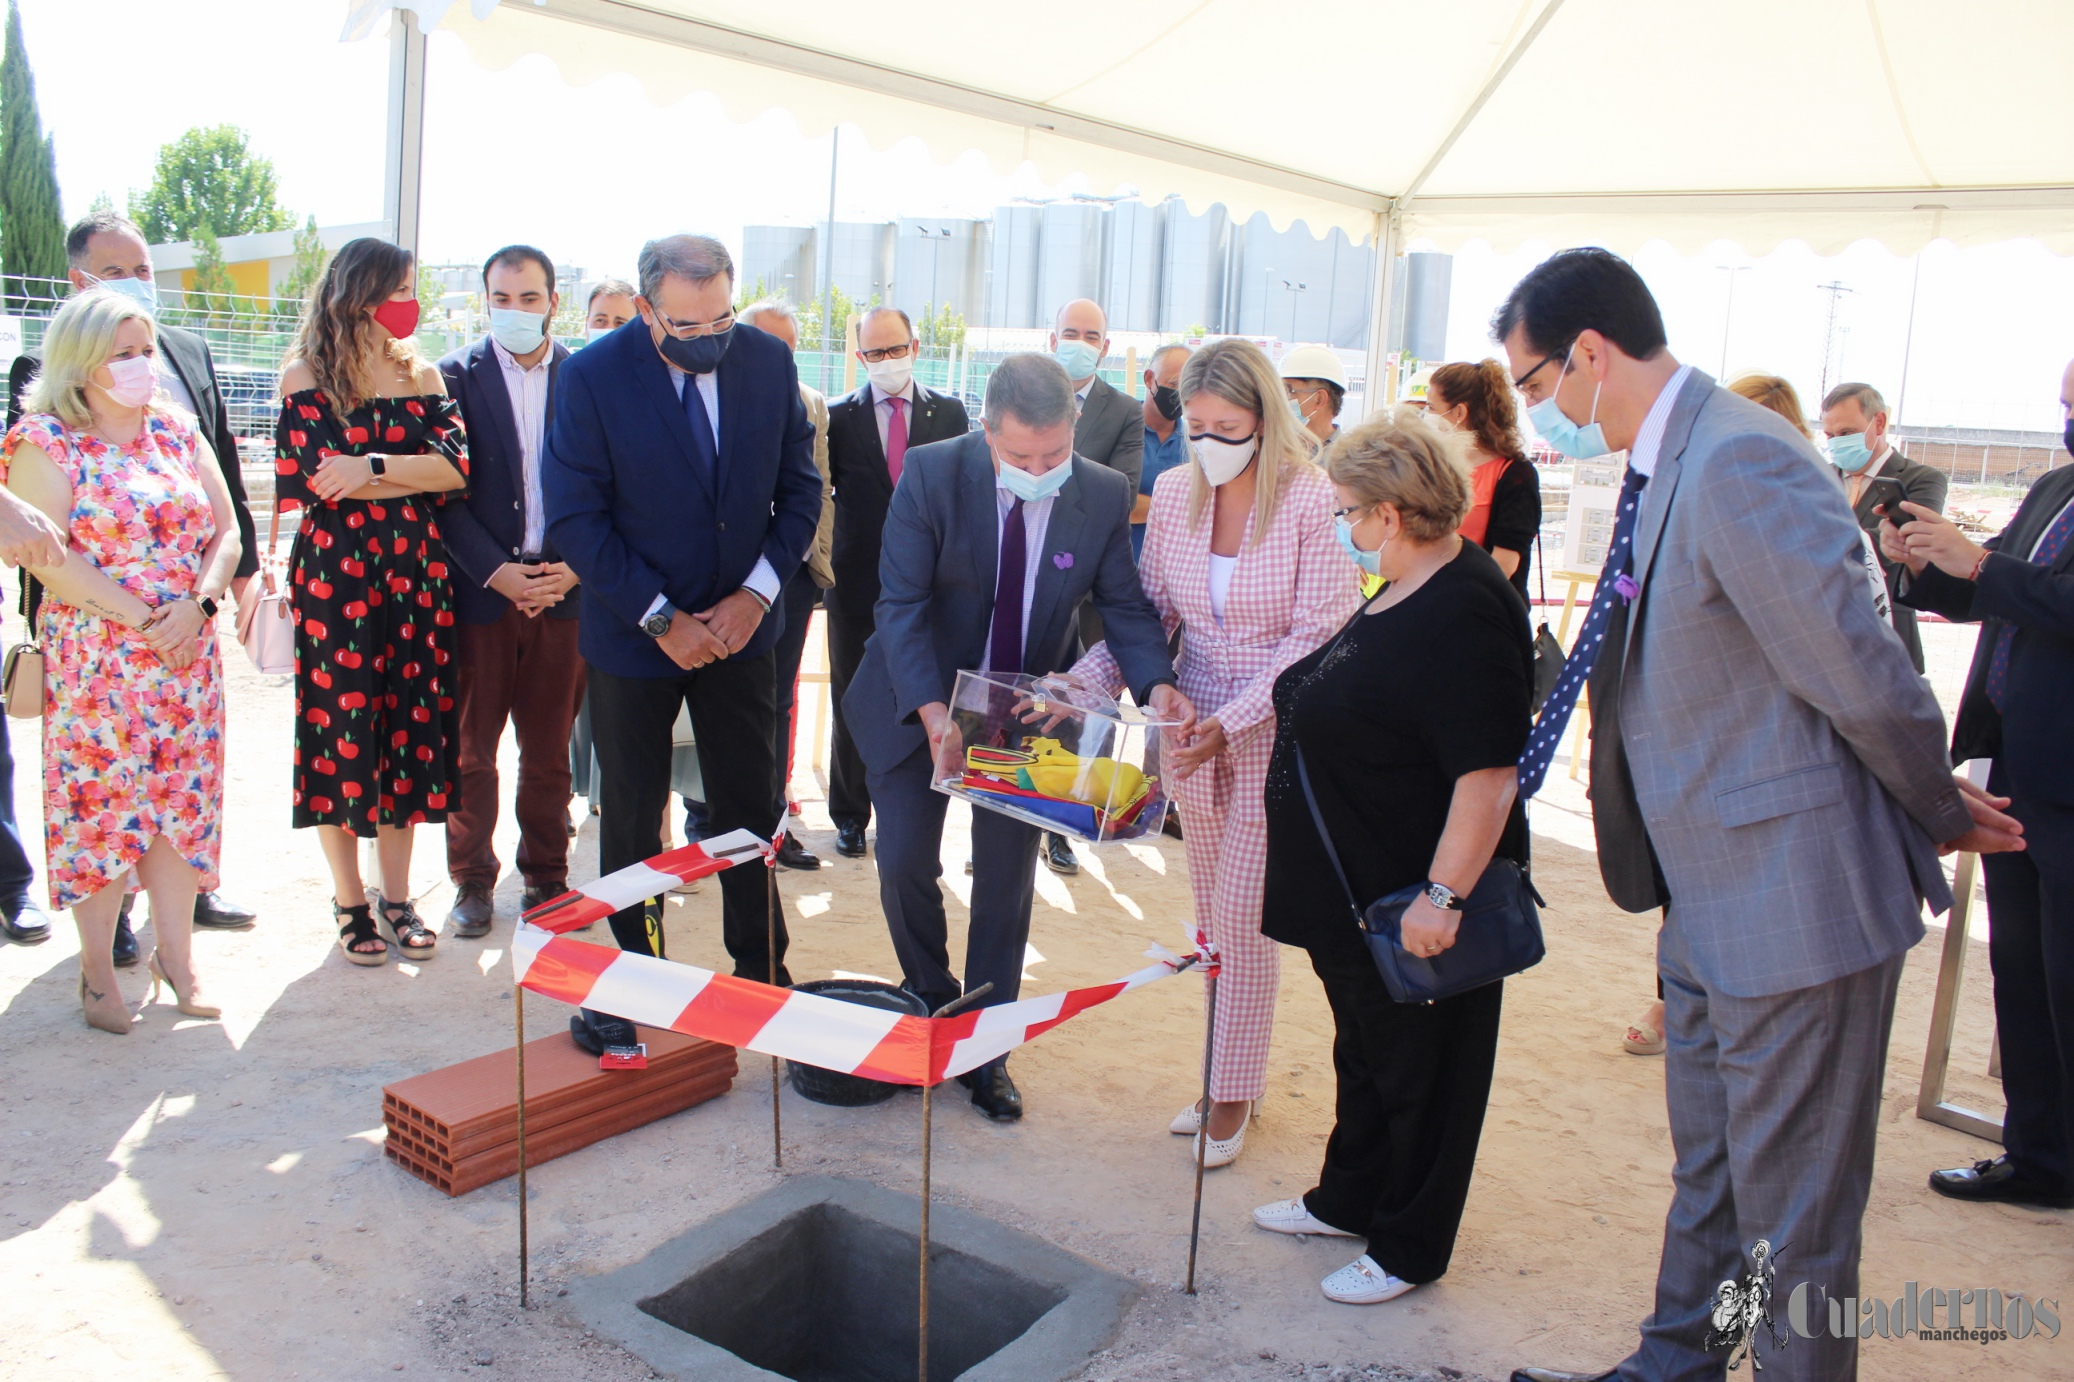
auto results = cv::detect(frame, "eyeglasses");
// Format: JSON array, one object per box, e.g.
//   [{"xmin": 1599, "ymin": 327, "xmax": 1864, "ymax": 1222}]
[
  {"xmin": 858, "ymin": 341, "xmax": 914, "ymax": 363},
  {"xmin": 653, "ymin": 309, "xmax": 736, "ymax": 340},
  {"xmin": 1331, "ymin": 505, "xmax": 1372, "ymax": 521},
  {"xmin": 1513, "ymin": 351, "xmax": 1562, "ymax": 393}
]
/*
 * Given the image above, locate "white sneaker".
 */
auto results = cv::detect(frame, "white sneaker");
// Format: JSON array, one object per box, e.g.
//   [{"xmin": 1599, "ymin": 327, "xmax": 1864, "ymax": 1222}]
[
  {"xmin": 1320, "ymin": 1255, "xmax": 1416, "ymax": 1304},
  {"xmin": 1251, "ymin": 1197, "xmax": 1356, "ymax": 1237}
]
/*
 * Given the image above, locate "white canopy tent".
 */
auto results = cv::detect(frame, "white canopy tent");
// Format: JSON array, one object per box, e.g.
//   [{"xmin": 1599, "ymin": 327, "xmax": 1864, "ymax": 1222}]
[{"xmin": 343, "ymin": 0, "xmax": 2074, "ymax": 380}]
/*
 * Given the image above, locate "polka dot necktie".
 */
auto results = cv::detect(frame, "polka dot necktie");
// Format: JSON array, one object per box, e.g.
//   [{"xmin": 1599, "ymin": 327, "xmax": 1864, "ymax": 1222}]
[
  {"xmin": 1518, "ymin": 465, "xmax": 1649, "ymax": 799},
  {"xmin": 1985, "ymin": 497, "xmax": 2074, "ymax": 710}
]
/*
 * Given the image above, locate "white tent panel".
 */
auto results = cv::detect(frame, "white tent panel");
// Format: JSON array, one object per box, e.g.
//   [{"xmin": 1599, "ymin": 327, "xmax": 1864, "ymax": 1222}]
[{"xmin": 347, "ymin": 0, "xmax": 2074, "ymax": 253}]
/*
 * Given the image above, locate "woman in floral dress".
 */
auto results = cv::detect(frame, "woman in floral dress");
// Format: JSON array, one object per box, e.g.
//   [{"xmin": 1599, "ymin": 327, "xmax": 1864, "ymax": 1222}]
[
  {"xmin": 3, "ymin": 289, "xmax": 242, "ymax": 1034},
  {"xmin": 277, "ymin": 237, "xmax": 468, "ymax": 967}
]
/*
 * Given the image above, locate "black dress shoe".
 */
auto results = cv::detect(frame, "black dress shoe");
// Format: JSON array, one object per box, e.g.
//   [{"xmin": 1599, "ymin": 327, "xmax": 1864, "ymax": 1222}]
[
  {"xmin": 193, "ymin": 891, "xmax": 258, "ymax": 930},
  {"xmin": 776, "ymin": 831, "xmax": 821, "ymax": 870},
  {"xmin": 0, "ymin": 897, "xmax": 49, "ymax": 944},
  {"xmin": 958, "ymin": 1062, "xmax": 1023, "ymax": 1121},
  {"xmin": 1162, "ymin": 810, "xmax": 1184, "ymax": 840},
  {"xmin": 112, "ymin": 910, "xmax": 140, "ymax": 969},
  {"xmin": 1042, "ymin": 832, "xmax": 1079, "ymax": 876},
  {"xmin": 734, "ymin": 963, "xmax": 795, "ymax": 989},
  {"xmin": 447, "ymin": 880, "xmax": 494, "ymax": 939},
  {"xmin": 1509, "ymin": 1369, "xmax": 1618, "ymax": 1382},
  {"xmin": 569, "ymin": 1009, "xmax": 640, "ymax": 1055},
  {"xmin": 834, "ymin": 822, "xmax": 867, "ymax": 858},
  {"xmin": 520, "ymin": 883, "xmax": 561, "ymax": 913},
  {"xmin": 1929, "ymin": 1155, "xmax": 2074, "ymax": 1208}
]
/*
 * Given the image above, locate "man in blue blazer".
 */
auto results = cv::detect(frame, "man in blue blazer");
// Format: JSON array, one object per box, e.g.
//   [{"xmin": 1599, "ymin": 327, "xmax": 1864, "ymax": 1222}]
[
  {"xmin": 544, "ymin": 234, "xmax": 822, "ymax": 1050},
  {"xmin": 843, "ymin": 354, "xmax": 1193, "ymax": 1119},
  {"xmin": 438, "ymin": 245, "xmax": 586, "ymax": 941}
]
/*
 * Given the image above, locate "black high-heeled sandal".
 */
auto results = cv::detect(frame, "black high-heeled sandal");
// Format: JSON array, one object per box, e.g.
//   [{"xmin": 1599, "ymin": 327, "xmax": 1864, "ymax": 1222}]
[
  {"xmin": 371, "ymin": 890, "xmax": 437, "ymax": 959},
  {"xmin": 335, "ymin": 900, "xmax": 388, "ymax": 966}
]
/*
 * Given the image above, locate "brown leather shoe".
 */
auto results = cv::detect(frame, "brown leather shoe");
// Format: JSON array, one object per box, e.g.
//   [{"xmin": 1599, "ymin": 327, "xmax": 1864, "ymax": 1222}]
[{"xmin": 447, "ymin": 881, "xmax": 494, "ymax": 939}]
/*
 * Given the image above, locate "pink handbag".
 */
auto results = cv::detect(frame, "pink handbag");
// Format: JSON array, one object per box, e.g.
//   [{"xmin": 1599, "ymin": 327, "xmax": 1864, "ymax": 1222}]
[{"xmin": 236, "ymin": 504, "xmax": 295, "ymax": 676}]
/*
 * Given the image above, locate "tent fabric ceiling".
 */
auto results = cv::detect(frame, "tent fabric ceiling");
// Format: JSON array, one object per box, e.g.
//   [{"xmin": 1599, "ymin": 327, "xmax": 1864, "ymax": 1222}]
[{"xmin": 345, "ymin": 0, "xmax": 2074, "ymax": 253}]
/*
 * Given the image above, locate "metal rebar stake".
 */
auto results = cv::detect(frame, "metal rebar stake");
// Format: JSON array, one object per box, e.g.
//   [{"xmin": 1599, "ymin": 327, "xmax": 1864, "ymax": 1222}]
[
  {"xmin": 1184, "ymin": 969, "xmax": 1218, "ymax": 1296},
  {"xmin": 920, "ymin": 983, "xmax": 994, "ymax": 1382},
  {"xmin": 515, "ymin": 975, "xmax": 529, "ymax": 1309},
  {"xmin": 768, "ymin": 863, "xmax": 784, "ymax": 1169}
]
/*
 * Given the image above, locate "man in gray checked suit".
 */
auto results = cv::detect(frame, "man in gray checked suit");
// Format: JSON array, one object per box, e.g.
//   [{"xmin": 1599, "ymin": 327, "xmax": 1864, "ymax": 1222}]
[{"xmin": 1497, "ymin": 251, "xmax": 2023, "ymax": 1382}]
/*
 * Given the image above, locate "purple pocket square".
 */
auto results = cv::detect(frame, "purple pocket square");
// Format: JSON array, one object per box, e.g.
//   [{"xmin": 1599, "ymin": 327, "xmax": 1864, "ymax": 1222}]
[
  {"xmin": 1052, "ymin": 552, "xmax": 1074, "ymax": 570},
  {"xmin": 1613, "ymin": 572, "xmax": 1639, "ymax": 603}
]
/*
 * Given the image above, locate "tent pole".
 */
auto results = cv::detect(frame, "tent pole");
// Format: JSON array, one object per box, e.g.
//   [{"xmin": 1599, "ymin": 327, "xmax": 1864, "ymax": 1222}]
[
  {"xmin": 1362, "ymin": 205, "xmax": 1402, "ymax": 418},
  {"xmin": 1183, "ymin": 968, "xmax": 1218, "ymax": 1295},
  {"xmin": 769, "ymin": 863, "xmax": 784, "ymax": 1169},
  {"xmin": 515, "ymin": 971, "xmax": 529, "ymax": 1310},
  {"xmin": 382, "ymin": 9, "xmax": 428, "ymax": 261},
  {"xmin": 819, "ymin": 127, "xmax": 841, "ymax": 394}
]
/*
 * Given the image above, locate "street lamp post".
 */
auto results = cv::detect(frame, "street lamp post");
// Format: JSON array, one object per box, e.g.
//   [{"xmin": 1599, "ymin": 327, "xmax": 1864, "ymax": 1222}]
[
  {"xmin": 1282, "ymin": 279, "xmax": 1309, "ymax": 343},
  {"xmin": 1715, "ymin": 264, "xmax": 1751, "ymax": 377}
]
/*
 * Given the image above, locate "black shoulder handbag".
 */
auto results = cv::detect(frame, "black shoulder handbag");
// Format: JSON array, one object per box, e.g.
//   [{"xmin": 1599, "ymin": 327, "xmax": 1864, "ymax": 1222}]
[
  {"xmin": 1293, "ymin": 744, "xmax": 1546, "ymax": 1004},
  {"xmin": 1530, "ymin": 533, "xmax": 1565, "ymax": 712}
]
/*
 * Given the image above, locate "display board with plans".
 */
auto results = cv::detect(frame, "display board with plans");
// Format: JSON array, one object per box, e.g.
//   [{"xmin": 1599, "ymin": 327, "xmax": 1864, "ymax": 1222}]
[{"xmin": 1560, "ymin": 453, "xmax": 1627, "ymax": 574}]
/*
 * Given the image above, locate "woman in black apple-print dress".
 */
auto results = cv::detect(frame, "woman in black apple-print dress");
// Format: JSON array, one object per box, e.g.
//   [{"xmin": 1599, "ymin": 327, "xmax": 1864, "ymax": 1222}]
[{"xmin": 275, "ymin": 237, "xmax": 469, "ymax": 968}]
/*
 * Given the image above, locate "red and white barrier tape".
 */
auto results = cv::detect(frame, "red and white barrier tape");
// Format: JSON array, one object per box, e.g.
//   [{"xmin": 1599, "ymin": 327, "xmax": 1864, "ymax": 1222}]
[{"xmin": 515, "ymin": 831, "xmax": 1200, "ymax": 1085}]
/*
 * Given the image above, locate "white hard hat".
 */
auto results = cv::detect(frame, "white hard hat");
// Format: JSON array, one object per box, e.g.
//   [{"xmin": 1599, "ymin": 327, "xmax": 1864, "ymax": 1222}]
[
  {"xmin": 1278, "ymin": 344, "xmax": 1348, "ymax": 390},
  {"xmin": 1402, "ymin": 366, "xmax": 1438, "ymax": 403}
]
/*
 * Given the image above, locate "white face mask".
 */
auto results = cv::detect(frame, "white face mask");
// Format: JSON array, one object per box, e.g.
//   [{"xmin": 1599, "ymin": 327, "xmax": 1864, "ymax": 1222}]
[
  {"xmin": 865, "ymin": 355, "xmax": 913, "ymax": 396},
  {"xmin": 1189, "ymin": 431, "xmax": 1258, "ymax": 486}
]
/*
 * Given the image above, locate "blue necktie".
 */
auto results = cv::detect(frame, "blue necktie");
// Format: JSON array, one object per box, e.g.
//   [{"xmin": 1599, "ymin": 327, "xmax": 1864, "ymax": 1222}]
[
  {"xmin": 683, "ymin": 373, "xmax": 718, "ymax": 489},
  {"xmin": 1519, "ymin": 465, "xmax": 1649, "ymax": 798}
]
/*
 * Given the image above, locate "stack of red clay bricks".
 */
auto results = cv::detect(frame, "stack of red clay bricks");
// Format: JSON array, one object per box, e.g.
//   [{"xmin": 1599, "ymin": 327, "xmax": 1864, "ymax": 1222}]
[{"xmin": 382, "ymin": 1025, "xmax": 738, "ymax": 1195}]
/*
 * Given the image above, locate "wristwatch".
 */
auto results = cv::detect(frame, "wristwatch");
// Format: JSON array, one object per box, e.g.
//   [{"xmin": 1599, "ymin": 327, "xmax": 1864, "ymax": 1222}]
[
  {"xmin": 368, "ymin": 454, "xmax": 388, "ymax": 478},
  {"xmin": 1424, "ymin": 881, "xmax": 1465, "ymax": 912},
  {"xmin": 195, "ymin": 595, "xmax": 219, "ymax": 620},
  {"xmin": 641, "ymin": 600, "xmax": 676, "ymax": 638}
]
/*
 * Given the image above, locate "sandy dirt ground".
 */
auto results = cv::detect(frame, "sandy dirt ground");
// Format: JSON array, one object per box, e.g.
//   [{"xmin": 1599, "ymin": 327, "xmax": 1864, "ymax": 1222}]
[{"xmin": 0, "ymin": 616, "xmax": 2064, "ymax": 1381}]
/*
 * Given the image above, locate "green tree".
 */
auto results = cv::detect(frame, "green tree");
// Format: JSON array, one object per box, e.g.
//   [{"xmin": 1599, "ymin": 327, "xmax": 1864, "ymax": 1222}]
[
  {"xmin": 187, "ymin": 224, "xmax": 236, "ymax": 323},
  {"xmin": 0, "ymin": 1, "xmax": 66, "ymax": 307},
  {"xmin": 132, "ymin": 124, "xmax": 293, "ymax": 245},
  {"xmin": 733, "ymin": 274, "xmax": 773, "ymax": 314},
  {"xmin": 274, "ymin": 214, "xmax": 328, "ymax": 317},
  {"xmin": 918, "ymin": 301, "xmax": 966, "ymax": 352}
]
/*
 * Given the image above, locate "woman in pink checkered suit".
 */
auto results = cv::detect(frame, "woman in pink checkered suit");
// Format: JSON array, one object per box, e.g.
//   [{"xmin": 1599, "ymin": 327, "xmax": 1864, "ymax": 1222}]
[{"xmin": 1073, "ymin": 338, "xmax": 1358, "ymax": 1167}]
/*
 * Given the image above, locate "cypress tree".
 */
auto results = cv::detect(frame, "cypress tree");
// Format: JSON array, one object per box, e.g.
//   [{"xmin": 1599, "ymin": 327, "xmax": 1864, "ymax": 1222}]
[{"xmin": 1, "ymin": 0, "xmax": 65, "ymax": 308}]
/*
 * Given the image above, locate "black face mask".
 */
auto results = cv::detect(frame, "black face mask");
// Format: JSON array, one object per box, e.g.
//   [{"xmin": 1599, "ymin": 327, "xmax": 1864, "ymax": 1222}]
[
  {"xmin": 1153, "ymin": 384, "xmax": 1182, "ymax": 421},
  {"xmin": 654, "ymin": 321, "xmax": 734, "ymax": 374}
]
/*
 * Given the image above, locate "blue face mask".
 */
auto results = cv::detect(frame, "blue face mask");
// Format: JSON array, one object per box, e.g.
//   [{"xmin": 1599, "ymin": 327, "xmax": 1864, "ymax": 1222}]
[
  {"xmin": 1524, "ymin": 345, "xmax": 1609, "ymax": 460},
  {"xmin": 1334, "ymin": 514, "xmax": 1383, "ymax": 577},
  {"xmin": 998, "ymin": 454, "xmax": 1074, "ymax": 503},
  {"xmin": 586, "ymin": 325, "xmax": 615, "ymax": 346},
  {"xmin": 1054, "ymin": 339, "xmax": 1102, "ymax": 380},
  {"xmin": 489, "ymin": 307, "xmax": 547, "ymax": 355},
  {"xmin": 1826, "ymin": 431, "xmax": 1873, "ymax": 473},
  {"xmin": 88, "ymin": 273, "xmax": 159, "ymax": 315}
]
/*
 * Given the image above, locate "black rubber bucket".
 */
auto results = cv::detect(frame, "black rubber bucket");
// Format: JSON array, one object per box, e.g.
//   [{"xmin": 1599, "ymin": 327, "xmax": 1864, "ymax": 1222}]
[{"xmin": 785, "ymin": 980, "xmax": 930, "ymax": 1106}]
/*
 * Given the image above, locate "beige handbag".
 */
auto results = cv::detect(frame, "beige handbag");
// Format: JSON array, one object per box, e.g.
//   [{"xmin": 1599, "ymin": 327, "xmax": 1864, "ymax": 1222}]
[
  {"xmin": 1, "ymin": 639, "xmax": 42, "ymax": 719},
  {"xmin": 237, "ymin": 503, "xmax": 296, "ymax": 676}
]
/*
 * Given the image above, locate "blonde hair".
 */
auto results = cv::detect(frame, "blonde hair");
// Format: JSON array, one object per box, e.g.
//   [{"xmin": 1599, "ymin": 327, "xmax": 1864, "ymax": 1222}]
[
  {"xmin": 285, "ymin": 236, "xmax": 425, "ymax": 416},
  {"xmin": 1727, "ymin": 373, "xmax": 1811, "ymax": 439},
  {"xmin": 24, "ymin": 288, "xmax": 160, "ymax": 430},
  {"xmin": 1178, "ymin": 338, "xmax": 1317, "ymax": 544},
  {"xmin": 1324, "ymin": 415, "xmax": 1471, "ymax": 542}
]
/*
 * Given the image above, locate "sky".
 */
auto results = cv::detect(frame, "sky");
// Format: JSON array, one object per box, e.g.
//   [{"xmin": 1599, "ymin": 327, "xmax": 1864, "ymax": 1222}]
[{"xmin": 19, "ymin": 0, "xmax": 2074, "ymax": 433}]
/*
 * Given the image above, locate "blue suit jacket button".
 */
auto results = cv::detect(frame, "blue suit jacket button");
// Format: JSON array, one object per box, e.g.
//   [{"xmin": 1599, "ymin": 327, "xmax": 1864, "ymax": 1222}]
[{"xmin": 717, "ymin": 521, "xmax": 727, "ymax": 531}]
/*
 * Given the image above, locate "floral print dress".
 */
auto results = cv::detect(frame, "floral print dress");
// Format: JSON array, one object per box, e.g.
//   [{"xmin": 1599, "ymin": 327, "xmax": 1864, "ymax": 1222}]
[
  {"xmin": 274, "ymin": 389, "xmax": 468, "ymax": 836},
  {"xmin": 0, "ymin": 410, "xmax": 225, "ymax": 909}
]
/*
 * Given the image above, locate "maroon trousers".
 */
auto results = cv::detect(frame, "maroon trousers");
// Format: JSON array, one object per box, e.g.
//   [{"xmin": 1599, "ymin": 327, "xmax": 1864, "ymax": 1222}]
[{"xmin": 446, "ymin": 605, "xmax": 586, "ymax": 890}]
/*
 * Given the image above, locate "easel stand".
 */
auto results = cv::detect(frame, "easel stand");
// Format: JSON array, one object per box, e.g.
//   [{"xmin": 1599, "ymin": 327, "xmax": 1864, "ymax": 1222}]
[
  {"xmin": 920, "ymin": 984, "xmax": 995, "ymax": 1382},
  {"xmin": 1916, "ymin": 851, "xmax": 2004, "ymax": 1142}
]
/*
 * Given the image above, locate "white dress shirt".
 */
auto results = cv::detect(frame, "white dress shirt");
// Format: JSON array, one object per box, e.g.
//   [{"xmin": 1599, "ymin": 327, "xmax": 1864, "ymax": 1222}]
[
  {"xmin": 153, "ymin": 350, "xmax": 198, "ymax": 419},
  {"xmin": 1628, "ymin": 363, "xmax": 1695, "ymax": 479},
  {"xmin": 489, "ymin": 334, "xmax": 552, "ymax": 554},
  {"xmin": 872, "ymin": 378, "xmax": 917, "ymax": 455},
  {"xmin": 978, "ymin": 476, "xmax": 1057, "ymax": 675},
  {"xmin": 1207, "ymin": 552, "xmax": 1236, "ymax": 625},
  {"xmin": 641, "ymin": 366, "xmax": 779, "ymax": 625}
]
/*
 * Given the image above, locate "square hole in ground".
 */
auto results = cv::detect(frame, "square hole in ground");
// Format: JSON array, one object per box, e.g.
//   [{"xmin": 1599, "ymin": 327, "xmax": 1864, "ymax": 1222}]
[{"xmin": 638, "ymin": 1200, "xmax": 1065, "ymax": 1382}]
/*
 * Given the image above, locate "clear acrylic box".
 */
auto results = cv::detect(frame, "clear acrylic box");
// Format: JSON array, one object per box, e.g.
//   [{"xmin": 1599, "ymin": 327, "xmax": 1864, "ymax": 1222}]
[{"xmin": 931, "ymin": 670, "xmax": 1178, "ymax": 844}]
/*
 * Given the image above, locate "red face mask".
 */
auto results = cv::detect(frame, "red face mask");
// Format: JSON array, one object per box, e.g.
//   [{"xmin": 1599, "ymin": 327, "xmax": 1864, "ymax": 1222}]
[{"xmin": 371, "ymin": 297, "xmax": 420, "ymax": 340}]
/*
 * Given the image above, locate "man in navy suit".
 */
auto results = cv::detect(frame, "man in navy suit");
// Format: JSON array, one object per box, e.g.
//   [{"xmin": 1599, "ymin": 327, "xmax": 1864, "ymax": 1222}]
[
  {"xmin": 545, "ymin": 234, "xmax": 822, "ymax": 1050},
  {"xmin": 843, "ymin": 354, "xmax": 1192, "ymax": 1119},
  {"xmin": 438, "ymin": 245, "xmax": 586, "ymax": 940}
]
